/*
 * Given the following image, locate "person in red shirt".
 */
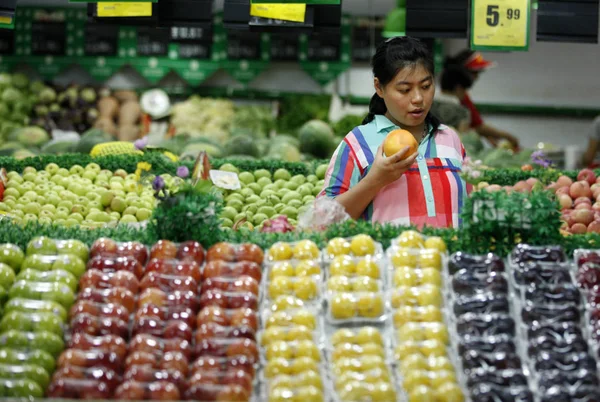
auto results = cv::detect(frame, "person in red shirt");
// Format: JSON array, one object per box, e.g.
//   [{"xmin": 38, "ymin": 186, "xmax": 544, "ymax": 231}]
[{"xmin": 444, "ymin": 50, "xmax": 520, "ymax": 150}]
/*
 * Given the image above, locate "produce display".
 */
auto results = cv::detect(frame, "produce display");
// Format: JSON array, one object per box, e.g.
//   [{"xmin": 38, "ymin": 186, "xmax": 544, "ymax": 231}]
[
  {"xmin": 0, "ymin": 163, "xmax": 184, "ymax": 227},
  {"xmin": 218, "ymin": 165, "xmax": 326, "ymax": 230}
]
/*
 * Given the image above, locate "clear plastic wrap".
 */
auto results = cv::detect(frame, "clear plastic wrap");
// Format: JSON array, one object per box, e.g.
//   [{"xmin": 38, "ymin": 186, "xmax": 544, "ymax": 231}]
[
  {"xmin": 296, "ymin": 196, "xmax": 350, "ymax": 233},
  {"xmin": 391, "ymin": 266, "xmax": 443, "ymax": 289},
  {"xmin": 259, "ymin": 325, "xmax": 317, "ymax": 347},
  {"xmin": 387, "ymin": 246, "xmax": 444, "ymax": 270},
  {"xmin": 188, "ymin": 368, "xmax": 254, "ymax": 395},
  {"xmin": 132, "ymin": 317, "xmax": 193, "ymax": 342},
  {"xmin": 138, "ymin": 288, "xmax": 200, "ymax": 313},
  {"xmin": 149, "ymin": 240, "xmax": 206, "ymax": 265},
  {"xmin": 78, "ymin": 286, "xmax": 136, "ymax": 313},
  {"xmin": 0, "ymin": 348, "xmax": 56, "ymax": 374},
  {"xmin": 114, "ymin": 380, "xmax": 181, "ymax": 400},
  {"xmin": 266, "ymin": 275, "xmax": 321, "ymax": 304},
  {"xmin": 90, "ymin": 238, "xmax": 149, "ymax": 265},
  {"xmin": 0, "ymin": 243, "xmax": 25, "ymax": 271},
  {"xmin": 263, "ymin": 374, "xmax": 326, "ymax": 401},
  {"xmin": 125, "ymin": 350, "xmax": 189, "ymax": 377},
  {"xmin": 265, "ymin": 240, "xmax": 321, "ymax": 263},
  {"xmin": 453, "ymin": 292, "xmax": 511, "ymax": 316},
  {"xmin": 326, "ymin": 291, "xmax": 386, "ymax": 324},
  {"xmin": 0, "ymin": 378, "xmax": 44, "ymax": 398},
  {"xmin": 267, "ymin": 259, "xmax": 322, "ymax": 280},
  {"xmin": 327, "ymin": 255, "xmax": 384, "ymax": 281},
  {"xmin": 263, "ymin": 356, "xmax": 322, "ymax": 379},
  {"xmin": 512, "ymin": 261, "xmax": 573, "ymax": 287},
  {"xmin": 0, "ymin": 362, "xmax": 50, "ymax": 389},
  {"xmin": 451, "ymin": 268, "xmax": 509, "ymax": 296},
  {"xmin": 509, "ymin": 243, "xmax": 566, "ymax": 265},
  {"xmin": 389, "ymin": 285, "xmax": 444, "ymax": 308},
  {"xmin": 123, "ymin": 365, "xmax": 187, "ymax": 393},
  {"xmin": 206, "ymin": 242, "xmax": 264, "ymax": 265},
  {"xmin": 193, "ymin": 337, "xmax": 259, "ymax": 362},
  {"xmin": 263, "ymin": 340, "xmax": 321, "ymax": 362},
  {"xmin": 20, "ymin": 253, "xmax": 86, "ymax": 278},
  {"xmin": 183, "ymin": 382, "xmax": 251, "ymax": 402},
  {"xmin": 202, "ymin": 276, "xmax": 260, "ymax": 298},
  {"xmin": 396, "ymin": 322, "xmax": 450, "ymax": 344},
  {"xmin": 200, "ymin": 289, "xmax": 259, "ymax": 311},
  {"xmin": 195, "ymin": 322, "xmax": 257, "ymax": 345},
  {"xmin": 16, "ymin": 268, "xmax": 78, "ymax": 291},
  {"xmin": 202, "ymin": 260, "xmax": 262, "ymax": 283},
  {"xmin": 25, "ymin": 237, "xmax": 89, "ymax": 260},
  {"xmin": 129, "ymin": 334, "xmax": 192, "ymax": 361},
  {"xmin": 52, "ymin": 365, "xmax": 122, "ymax": 390},
  {"xmin": 69, "ymin": 300, "xmax": 130, "ymax": 323},
  {"xmin": 448, "ymin": 251, "xmax": 505, "ymax": 275},
  {"xmin": 197, "ymin": 306, "xmax": 259, "ymax": 332},
  {"xmin": 391, "ymin": 230, "xmax": 448, "ymax": 252},
  {"xmin": 70, "ymin": 312, "xmax": 129, "ymax": 339},
  {"xmin": 139, "ymin": 271, "xmax": 199, "ymax": 293},
  {"xmin": 68, "ymin": 333, "xmax": 128, "ymax": 360},
  {"xmin": 392, "ymin": 305, "xmax": 445, "ymax": 329},
  {"xmin": 0, "ymin": 310, "xmax": 63, "ymax": 336},
  {"xmin": 0, "ymin": 330, "xmax": 64, "ymax": 357},
  {"xmin": 79, "ymin": 268, "xmax": 139, "ymax": 294},
  {"xmin": 135, "ymin": 304, "xmax": 195, "ymax": 328},
  {"xmin": 57, "ymin": 348, "xmax": 122, "ymax": 372},
  {"xmin": 86, "ymin": 255, "xmax": 145, "ymax": 280},
  {"xmin": 191, "ymin": 355, "xmax": 256, "ymax": 378},
  {"xmin": 8, "ymin": 279, "xmax": 76, "ymax": 308},
  {"xmin": 145, "ymin": 257, "xmax": 202, "ymax": 283},
  {"xmin": 324, "ymin": 235, "xmax": 383, "ymax": 262},
  {"xmin": 326, "ymin": 275, "xmax": 383, "ymax": 293}
]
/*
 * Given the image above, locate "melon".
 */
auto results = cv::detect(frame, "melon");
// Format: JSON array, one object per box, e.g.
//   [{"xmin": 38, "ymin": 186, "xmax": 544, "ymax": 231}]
[{"xmin": 298, "ymin": 120, "xmax": 335, "ymax": 159}]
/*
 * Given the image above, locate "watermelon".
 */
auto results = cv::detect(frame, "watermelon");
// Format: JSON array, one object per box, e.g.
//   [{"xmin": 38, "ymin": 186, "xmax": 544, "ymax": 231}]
[
  {"xmin": 224, "ymin": 135, "xmax": 260, "ymax": 158},
  {"xmin": 298, "ymin": 120, "xmax": 335, "ymax": 159},
  {"xmin": 267, "ymin": 142, "xmax": 302, "ymax": 162},
  {"xmin": 9, "ymin": 126, "xmax": 49, "ymax": 147},
  {"xmin": 41, "ymin": 139, "xmax": 78, "ymax": 155},
  {"xmin": 76, "ymin": 129, "xmax": 114, "ymax": 154}
]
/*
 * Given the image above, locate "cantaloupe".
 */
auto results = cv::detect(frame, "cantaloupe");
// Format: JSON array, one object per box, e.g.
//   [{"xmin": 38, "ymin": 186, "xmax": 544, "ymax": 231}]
[{"xmin": 383, "ymin": 129, "xmax": 418, "ymax": 159}]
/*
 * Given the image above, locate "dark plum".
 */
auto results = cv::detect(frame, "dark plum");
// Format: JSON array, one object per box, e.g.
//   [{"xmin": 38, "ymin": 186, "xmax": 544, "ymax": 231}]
[
  {"xmin": 513, "ymin": 262, "xmax": 572, "ymax": 286},
  {"xmin": 462, "ymin": 349, "xmax": 522, "ymax": 371},
  {"xmin": 521, "ymin": 304, "xmax": 580, "ymax": 325},
  {"xmin": 466, "ymin": 368, "xmax": 528, "ymax": 388},
  {"xmin": 456, "ymin": 313, "xmax": 515, "ymax": 338},
  {"xmin": 524, "ymin": 284, "xmax": 581, "ymax": 306},
  {"xmin": 510, "ymin": 244, "xmax": 566, "ymax": 264},
  {"xmin": 458, "ymin": 335, "xmax": 516, "ymax": 356},
  {"xmin": 470, "ymin": 383, "xmax": 534, "ymax": 402},
  {"xmin": 452, "ymin": 269, "xmax": 508, "ymax": 296},
  {"xmin": 538, "ymin": 369, "xmax": 599, "ymax": 392},
  {"xmin": 534, "ymin": 351, "xmax": 597, "ymax": 372},
  {"xmin": 453, "ymin": 293, "xmax": 510, "ymax": 316},
  {"xmin": 449, "ymin": 252, "xmax": 504, "ymax": 275}
]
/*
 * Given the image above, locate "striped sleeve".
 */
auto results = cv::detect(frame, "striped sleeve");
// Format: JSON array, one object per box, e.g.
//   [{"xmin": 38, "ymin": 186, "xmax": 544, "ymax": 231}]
[{"xmin": 319, "ymin": 139, "xmax": 362, "ymax": 198}]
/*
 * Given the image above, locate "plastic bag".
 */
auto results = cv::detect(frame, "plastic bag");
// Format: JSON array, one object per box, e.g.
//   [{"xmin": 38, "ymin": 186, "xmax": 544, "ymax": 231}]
[{"xmin": 296, "ymin": 197, "xmax": 350, "ymax": 232}]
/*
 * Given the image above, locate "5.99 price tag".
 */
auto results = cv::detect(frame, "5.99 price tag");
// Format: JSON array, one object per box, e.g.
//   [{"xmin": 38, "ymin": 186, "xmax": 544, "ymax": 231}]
[{"xmin": 471, "ymin": 0, "xmax": 530, "ymax": 51}]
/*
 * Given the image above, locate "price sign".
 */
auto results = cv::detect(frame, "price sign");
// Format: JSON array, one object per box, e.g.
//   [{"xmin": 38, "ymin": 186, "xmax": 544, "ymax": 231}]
[
  {"xmin": 251, "ymin": 0, "xmax": 339, "ymax": 4},
  {"xmin": 97, "ymin": 2, "xmax": 152, "ymax": 17},
  {"xmin": 171, "ymin": 26, "xmax": 212, "ymax": 59},
  {"xmin": 471, "ymin": 0, "xmax": 530, "ymax": 51},
  {"xmin": 227, "ymin": 31, "xmax": 261, "ymax": 60},
  {"xmin": 0, "ymin": 29, "xmax": 14, "ymax": 54},
  {"xmin": 270, "ymin": 34, "xmax": 299, "ymax": 61},
  {"xmin": 31, "ymin": 21, "xmax": 66, "ymax": 56},
  {"xmin": 84, "ymin": 23, "xmax": 119, "ymax": 56},
  {"xmin": 137, "ymin": 26, "xmax": 169, "ymax": 56},
  {"xmin": 352, "ymin": 16, "xmax": 384, "ymax": 62},
  {"xmin": 249, "ymin": 3, "xmax": 306, "ymax": 23},
  {"xmin": 306, "ymin": 32, "xmax": 340, "ymax": 61}
]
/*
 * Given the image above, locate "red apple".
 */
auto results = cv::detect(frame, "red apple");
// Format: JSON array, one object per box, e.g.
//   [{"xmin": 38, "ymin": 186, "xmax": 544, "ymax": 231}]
[
  {"xmin": 147, "ymin": 381, "xmax": 181, "ymax": 401},
  {"xmin": 90, "ymin": 238, "xmax": 118, "ymax": 259},
  {"xmin": 574, "ymin": 197, "xmax": 592, "ymax": 206},
  {"xmin": 485, "ymin": 184, "xmax": 502, "ymax": 192},
  {"xmin": 588, "ymin": 221, "xmax": 600, "ymax": 233},
  {"xmin": 575, "ymin": 203, "xmax": 592, "ymax": 210},
  {"xmin": 235, "ymin": 243, "xmax": 264, "ymax": 264},
  {"xmin": 207, "ymin": 243, "xmax": 236, "ymax": 262},
  {"xmin": 177, "ymin": 241, "xmax": 206, "ymax": 265},
  {"xmin": 558, "ymin": 194, "xmax": 573, "ymax": 209},
  {"xmin": 118, "ymin": 242, "xmax": 149, "ymax": 265},
  {"xmin": 138, "ymin": 288, "xmax": 168, "ymax": 309},
  {"xmin": 526, "ymin": 177, "xmax": 539, "ymax": 187},
  {"xmin": 197, "ymin": 306, "xmax": 229, "ymax": 327},
  {"xmin": 546, "ymin": 182, "xmax": 559, "ymax": 193},
  {"xmin": 594, "ymin": 188, "xmax": 600, "ymax": 201},
  {"xmin": 571, "ymin": 223, "xmax": 588, "ymax": 234},
  {"xmin": 570, "ymin": 182, "xmax": 587, "ymax": 199},
  {"xmin": 593, "ymin": 203, "xmax": 600, "ymax": 212},
  {"xmin": 572, "ymin": 209, "xmax": 595, "ymax": 226},
  {"xmin": 151, "ymin": 240, "xmax": 178, "ymax": 261},
  {"xmin": 556, "ymin": 186, "xmax": 571, "ymax": 196},
  {"xmin": 557, "ymin": 175, "xmax": 574, "ymax": 188},
  {"xmin": 578, "ymin": 169, "xmax": 597, "ymax": 185},
  {"xmin": 513, "ymin": 181, "xmax": 531, "ymax": 193},
  {"xmin": 216, "ymin": 384, "xmax": 250, "ymax": 402}
]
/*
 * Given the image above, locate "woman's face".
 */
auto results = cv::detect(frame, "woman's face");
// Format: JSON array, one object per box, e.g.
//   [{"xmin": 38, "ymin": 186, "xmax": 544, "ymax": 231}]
[{"xmin": 375, "ymin": 63, "xmax": 435, "ymax": 128}]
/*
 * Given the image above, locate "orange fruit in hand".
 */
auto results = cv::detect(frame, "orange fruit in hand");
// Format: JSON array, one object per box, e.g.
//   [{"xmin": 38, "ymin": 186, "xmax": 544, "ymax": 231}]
[{"xmin": 383, "ymin": 129, "xmax": 418, "ymax": 158}]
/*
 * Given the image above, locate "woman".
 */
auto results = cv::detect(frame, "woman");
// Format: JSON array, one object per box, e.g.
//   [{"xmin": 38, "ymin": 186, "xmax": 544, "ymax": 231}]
[
  {"xmin": 444, "ymin": 50, "xmax": 520, "ymax": 150},
  {"xmin": 319, "ymin": 37, "xmax": 470, "ymax": 229}
]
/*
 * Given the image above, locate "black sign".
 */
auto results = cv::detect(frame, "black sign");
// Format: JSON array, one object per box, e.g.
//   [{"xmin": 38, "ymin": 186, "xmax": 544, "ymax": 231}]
[
  {"xmin": 31, "ymin": 21, "xmax": 66, "ymax": 56},
  {"xmin": 0, "ymin": 29, "xmax": 14, "ymax": 55},
  {"xmin": 85, "ymin": 23, "xmax": 119, "ymax": 56},
  {"xmin": 227, "ymin": 31, "xmax": 261, "ymax": 60},
  {"xmin": 306, "ymin": 32, "xmax": 340, "ymax": 61},
  {"xmin": 171, "ymin": 26, "xmax": 212, "ymax": 59},
  {"xmin": 270, "ymin": 34, "xmax": 299, "ymax": 61},
  {"xmin": 352, "ymin": 17, "xmax": 384, "ymax": 62},
  {"xmin": 137, "ymin": 27, "xmax": 169, "ymax": 56}
]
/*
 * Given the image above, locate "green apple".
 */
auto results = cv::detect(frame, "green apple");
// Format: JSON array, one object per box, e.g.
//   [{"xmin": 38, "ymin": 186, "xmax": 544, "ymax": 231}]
[
  {"xmin": 56, "ymin": 240, "xmax": 88, "ymax": 261},
  {"xmin": 288, "ymin": 199, "xmax": 302, "ymax": 209},
  {"xmin": 81, "ymin": 171, "xmax": 96, "ymax": 182},
  {"xmin": 233, "ymin": 213, "xmax": 246, "ymax": 223},
  {"xmin": 124, "ymin": 180, "xmax": 139, "ymax": 193},
  {"xmin": 0, "ymin": 263, "xmax": 15, "ymax": 289},
  {"xmin": 22, "ymin": 173, "xmax": 36, "ymax": 182},
  {"xmin": 20, "ymin": 182, "xmax": 34, "ymax": 192},
  {"xmin": 88, "ymin": 201, "xmax": 103, "ymax": 212},
  {"xmin": 33, "ymin": 177, "xmax": 48, "ymax": 186},
  {"xmin": 284, "ymin": 181, "xmax": 299, "ymax": 191},
  {"xmin": 140, "ymin": 201, "xmax": 154, "ymax": 211},
  {"xmin": 9, "ymin": 210, "xmax": 24, "ymax": 218},
  {"xmin": 296, "ymin": 184, "xmax": 313, "ymax": 198},
  {"xmin": 122, "ymin": 206, "xmax": 138, "ymax": 216},
  {"xmin": 38, "ymin": 211, "xmax": 54, "ymax": 220},
  {"xmin": 23, "ymin": 191, "xmax": 38, "ymax": 200},
  {"xmin": 32, "ymin": 330, "xmax": 65, "ymax": 358},
  {"xmin": 44, "ymin": 163, "xmax": 60, "ymax": 175},
  {"xmin": 252, "ymin": 213, "xmax": 268, "ymax": 226},
  {"xmin": 258, "ymin": 206, "xmax": 276, "ymax": 218},
  {"xmin": 100, "ymin": 191, "xmax": 115, "ymax": 207},
  {"xmin": 0, "ymin": 202, "xmax": 11, "ymax": 212},
  {"xmin": 125, "ymin": 174, "xmax": 137, "ymax": 181},
  {"xmin": 254, "ymin": 169, "xmax": 271, "ymax": 180},
  {"xmin": 136, "ymin": 208, "xmax": 152, "ymax": 221},
  {"xmin": 303, "ymin": 195, "xmax": 315, "ymax": 204},
  {"xmin": 306, "ymin": 174, "xmax": 318, "ymax": 183},
  {"xmin": 53, "ymin": 219, "xmax": 66, "ymax": 226},
  {"xmin": 49, "ymin": 175, "xmax": 62, "ymax": 185},
  {"xmin": 246, "ymin": 195, "xmax": 261, "ymax": 204},
  {"xmin": 256, "ymin": 177, "xmax": 272, "ymax": 188},
  {"xmin": 87, "ymin": 211, "xmax": 111, "ymax": 223},
  {"xmin": 109, "ymin": 211, "xmax": 121, "ymax": 220},
  {"xmin": 110, "ymin": 182, "xmax": 124, "ymax": 191},
  {"xmin": 67, "ymin": 183, "xmax": 84, "ymax": 197},
  {"xmin": 220, "ymin": 217, "xmax": 233, "ymax": 228},
  {"xmin": 38, "ymin": 217, "xmax": 52, "ymax": 225},
  {"xmin": 273, "ymin": 168, "xmax": 291, "ymax": 181},
  {"xmin": 52, "ymin": 254, "xmax": 85, "ymax": 278},
  {"xmin": 281, "ymin": 191, "xmax": 301, "ymax": 204},
  {"xmin": 244, "ymin": 204, "xmax": 258, "ymax": 214},
  {"xmin": 69, "ymin": 165, "xmax": 84, "ymax": 176},
  {"xmin": 312, "ymin": 186, "xmax": 321, "ymax": 196},
  {"xmin": 35, "ymin": 184, "xmax": 50, "ymax": 196},
  {"xmin": 68, "ymin": 213, "xmax": 84, "ymax": 223},
  {"xmin": 57, "ymin": 200, "xmax": 73, "ymax": 211},
  {"xmin": 221, "ymin": 207, "xmax": 237, "ymax": 221},
  {"xmin": 21, "ymin": 255, "xmax": 53, "ymax": 272},
  {"xmin": 114, "ymin": 169, "xmax": 128, "ymax": 178},
  {"xmin": 262, "ymin": 184, "xmax": 278, "ymax": 193},
  {"xmin": 219, "ymin": 163, "xmax": 239, "ymax": 174},
  {"xmin": 6, "ymin": 180, "xmax": 22, "ymax": 190},
  {"xmin": 54, "ymin": 207, "xmax": 69, "ymax": 220},
  {"xmin": 120, "ymin": 214, "xmax": 138, "ymax": 224},
  {"xmin": 238, "ymin": 172, "xmax": 255, "ymax": 185},
  {"xmin": 247, "ymin": 183, "xmax": 262, "ymax": 194},
  {"xmin": 110, "ymin": 197, "xmax": 127, "ymax": 213},
  {"xmin": 85, "ymin": 163, "xmax": 101, "ymax": 172},
  {"xmin": 7, "ymin": 173, "xmax": 23, "ymax": 183},
  {"xmin": 239, "ymin": 188, "xmax": 254, "ymax": 198},
  {"xmin": 22, "ymin": 202, "xmax": 41, "ymax": 216},
  {"xmin": 63, "ymin": 192, "xmax": 77, "ymax": 202},
  {"xmin": 281, "ymin": 206, "xmax": 298, "ymax": 219},
  {"xmin": 3, "ymin": 188, "xmax": 20, "ymax": 199},
  {"xmin": 226, "ymin": 199, "xmax": 244, "ymax": 211},
  {"xmin": 26, "ymin": 237, "xmax": 57, "ymax": 256}
]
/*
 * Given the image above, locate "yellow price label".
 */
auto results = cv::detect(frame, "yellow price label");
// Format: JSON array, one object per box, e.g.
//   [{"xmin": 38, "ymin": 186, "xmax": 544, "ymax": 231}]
[
  {"xmin": 0, "ymin": 16, "xmax": 12, "ymax": 25},
  {"xmin": 97, "ymin": 2, "xmax": 152, "ymax": 17},
  {"xmin": 250, "ymin": 3, "xmax": 306, "ymax": 23},
  {"xmin": 472, "ymin": 0, "xmax": 530, "ymax": 50}
]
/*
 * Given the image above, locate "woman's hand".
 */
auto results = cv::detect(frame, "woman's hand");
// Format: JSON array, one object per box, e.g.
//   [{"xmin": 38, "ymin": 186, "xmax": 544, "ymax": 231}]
[{"xmin": 365, "ymin": 145, "xmax": 418, "ymax": 190}]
